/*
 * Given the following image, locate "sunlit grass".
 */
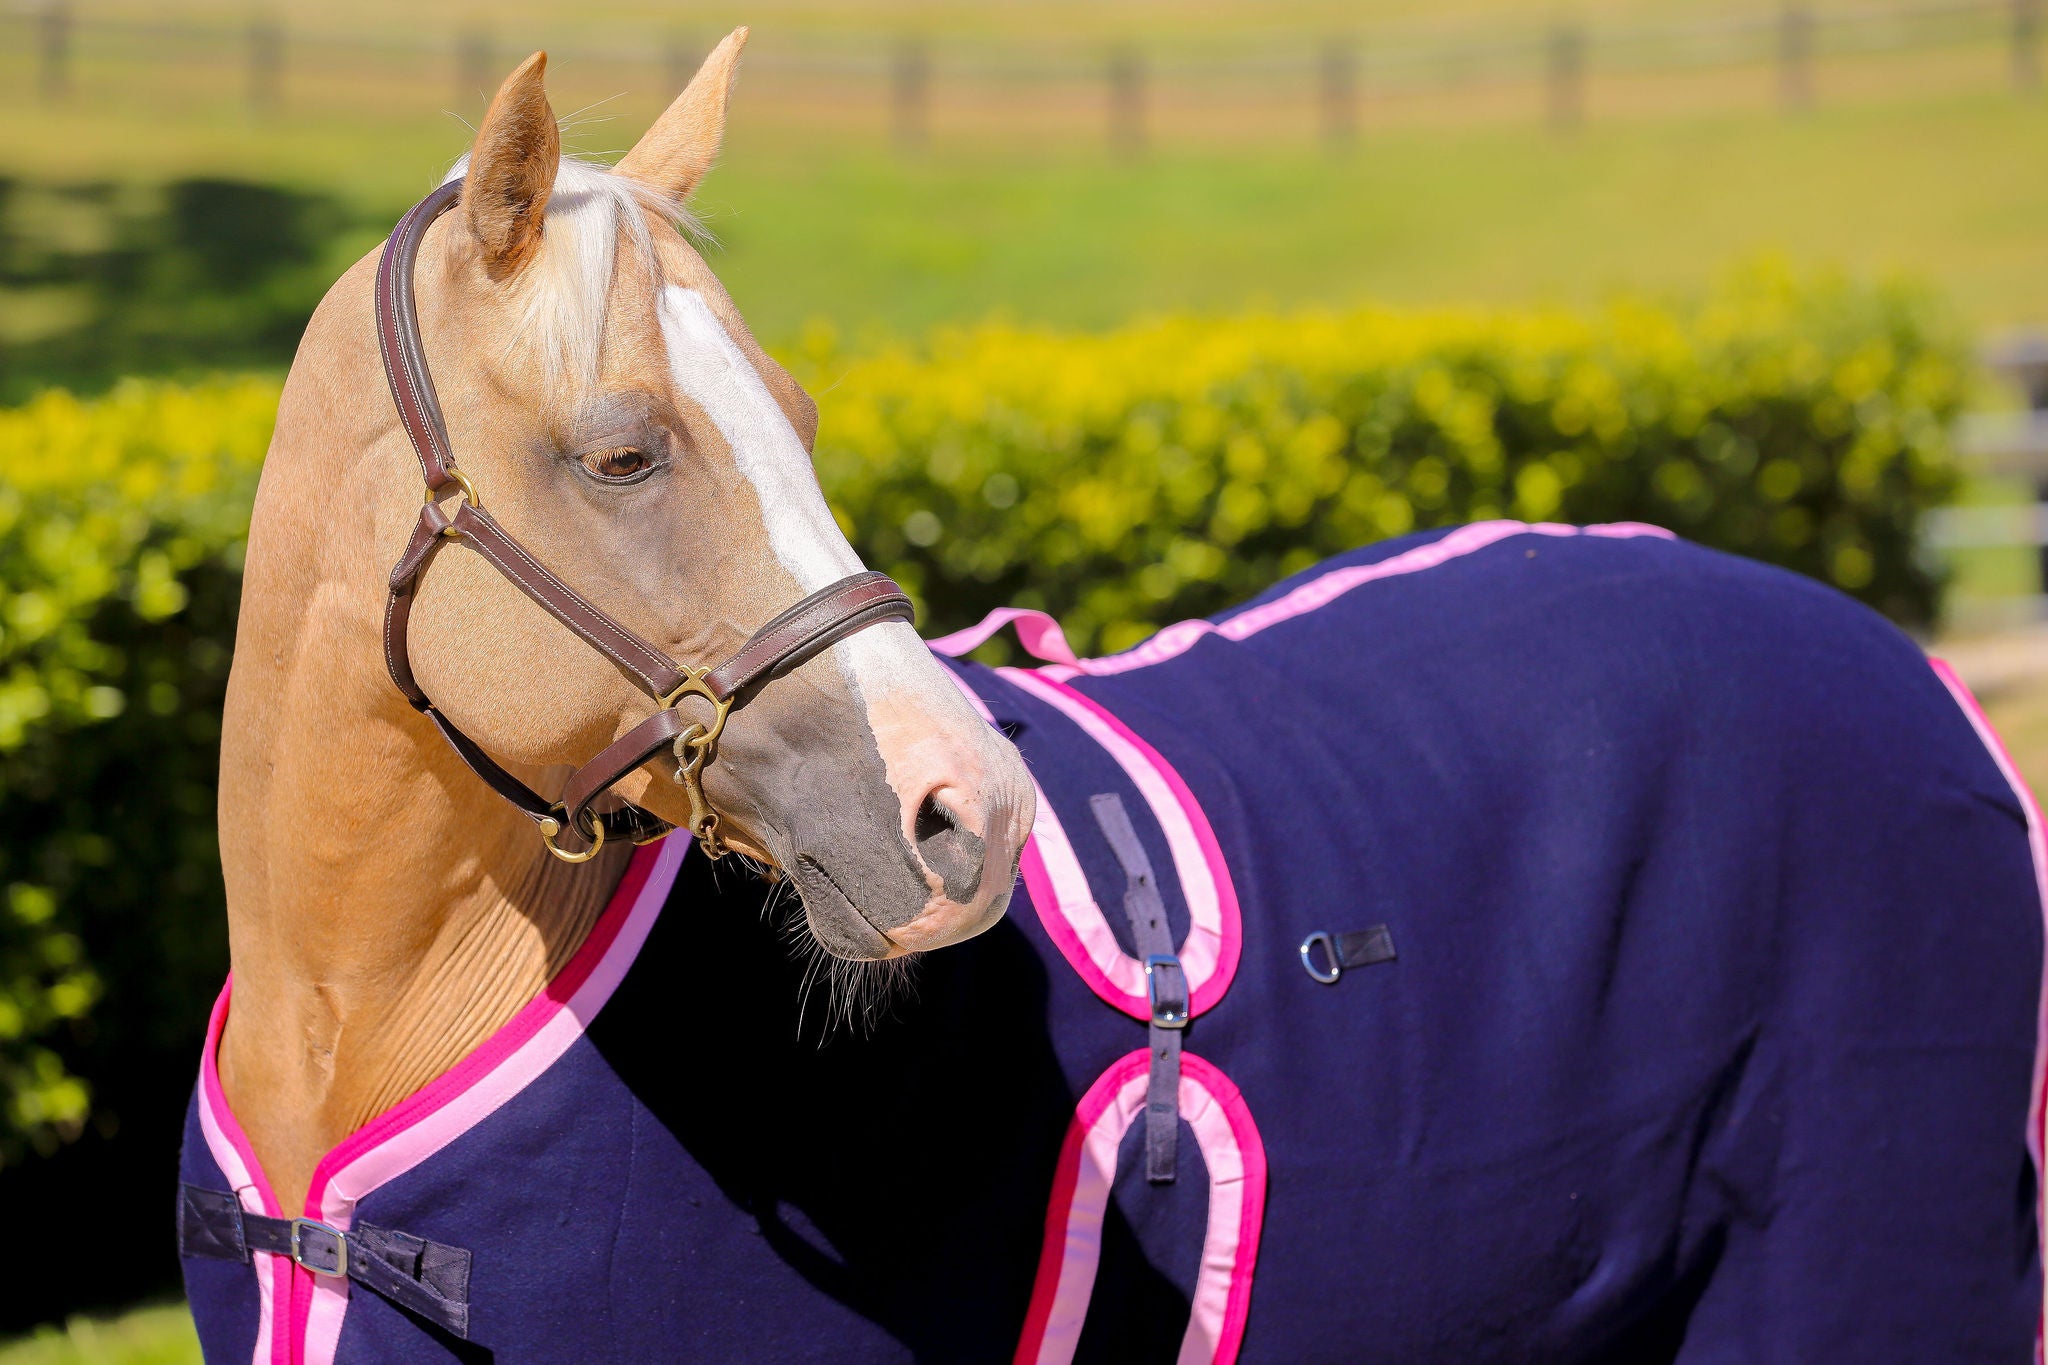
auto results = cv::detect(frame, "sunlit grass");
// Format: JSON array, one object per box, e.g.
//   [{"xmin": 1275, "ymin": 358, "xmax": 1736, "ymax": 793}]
[
  {"xmin": 2, "ymin": 78, "xmax": 2046, "ymax": 345},
  {"xmin": 0, "ymin": 1306, "xmax": 198, "ymax": 1365}
]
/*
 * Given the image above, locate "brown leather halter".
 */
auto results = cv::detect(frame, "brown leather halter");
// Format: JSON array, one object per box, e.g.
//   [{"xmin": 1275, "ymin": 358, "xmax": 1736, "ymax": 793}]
[{"xmin": 375, "ymin": 178, "xmax": 914, "ymax": 863}]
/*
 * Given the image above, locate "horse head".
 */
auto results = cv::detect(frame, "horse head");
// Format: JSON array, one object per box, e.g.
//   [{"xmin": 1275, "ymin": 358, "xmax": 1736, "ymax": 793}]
[{"xmin": 339, "ymin": 37, "xmax": 1032, "ymax": 959}]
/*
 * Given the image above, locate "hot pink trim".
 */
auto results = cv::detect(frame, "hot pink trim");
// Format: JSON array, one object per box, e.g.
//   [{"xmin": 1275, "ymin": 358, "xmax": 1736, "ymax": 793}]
[
  {"xmin": 196, "ymin": 977, "xmax": 289, "ymax": 1365},
  {"xmin": 1013, "ymin": 1051, "xmax": 1267, "ymax": 1365},
  {"xmin": 1930, "ymin": 658, "xmax": 2048, "ymax": 1353},
  {"xmin": 194, "ymin": 836, "xmax": 686, "ymax": 1365},
  {"xmin": 999, "ymin": 668, "xmax": 1242, "ymax": 1018},
  {"xmin": 932, "ymin": 521, "xmax": 1676, "ymax": 681}
]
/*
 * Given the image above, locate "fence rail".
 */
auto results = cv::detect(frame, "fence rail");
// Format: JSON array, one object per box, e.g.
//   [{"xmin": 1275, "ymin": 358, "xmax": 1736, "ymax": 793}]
[{"xmin": 0, "ymin": 0, "xmax": 2042, "ymax": 146}]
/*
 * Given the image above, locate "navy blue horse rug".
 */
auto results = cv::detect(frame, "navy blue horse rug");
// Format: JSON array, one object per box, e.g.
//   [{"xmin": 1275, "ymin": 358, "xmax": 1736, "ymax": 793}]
[{"xmin": 181, "ymin": 521, "xmax": 2048, "ymax": 1363}]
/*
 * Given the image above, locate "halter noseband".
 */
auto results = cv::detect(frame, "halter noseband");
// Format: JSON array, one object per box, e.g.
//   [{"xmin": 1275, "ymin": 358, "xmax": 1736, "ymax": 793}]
[{"xmin": 374, "ymin": 178, "xmax": 914, "ymax": 862}]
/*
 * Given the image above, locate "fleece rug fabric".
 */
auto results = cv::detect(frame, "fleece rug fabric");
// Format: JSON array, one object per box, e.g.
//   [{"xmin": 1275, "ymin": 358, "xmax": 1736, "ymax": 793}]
[{"xmin": 181, "ymin": 522, "xmax": 2045, "ymax": 1364}]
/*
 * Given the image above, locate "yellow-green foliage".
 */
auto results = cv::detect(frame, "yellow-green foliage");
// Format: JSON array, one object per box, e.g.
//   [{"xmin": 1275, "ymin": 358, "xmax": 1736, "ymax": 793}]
[
  {"xmin": 0, "ymin": 274, "xmax": 1967, "ymax": 1162},
  {"xmin": 803, "ymin": 265, "xmax": 1964, "ymax": 656},
  {"xmin": 0, "ymin": 1303, "xmax": 200, "ymax": 1365},
  {"xmin": 0, "ymin": 378, "xmax": 271, "ymax": 1159}
]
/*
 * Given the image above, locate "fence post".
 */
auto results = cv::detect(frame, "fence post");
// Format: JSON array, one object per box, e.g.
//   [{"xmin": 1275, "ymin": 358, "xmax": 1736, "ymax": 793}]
[
  {"xmin": 458, "ymin": 27, "xmax": 495, "ymax": 109},
  {"xmin": 2016, "ymin": 0, "xmax": 2042, "ymax": 91},
  {"xmin": 1546, "ymin": 25, "xmax": 1584, "ymax": 130},
  {"xmin": 892, "ymin": 39, "xmax": 930, "ymax": 151},
  {"xmin": 1108, "ymin": 45, "xmax": 1145, "ymax": 155},
  {"xmin": 1779, "ymin": 5, "xmax": 1814, "ymax": 111},
  {"xmin": 249, "ymin": 18, "xmax": 283, "ymax": 113},
  {"xmin": 38, "ymin": 0, "xmax": 71, "ymax": 103},
  {"xmin": 1320, "ymin": 38, "xmax": 1359, "ymax": 149}
]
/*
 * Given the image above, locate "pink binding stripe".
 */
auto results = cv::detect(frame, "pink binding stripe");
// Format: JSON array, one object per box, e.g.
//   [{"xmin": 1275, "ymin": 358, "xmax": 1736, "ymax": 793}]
[
  {"xmin": 938, "ymin": 668, "xmax": 1165, "ymax": 1016},
  {"xmin": 998, "ymin": 667, "xmax": 1242, "ymax": 1019},
  {"xmin": 927, "ymin": 605, "xmax": 1083, "ymax": 666},
  {"xmin": 196, "ymin": 977, "xmax": 290, "ymax": 1365},
  {"xmin": 1014, "ymin": 1050, "xmax": 1267, "ymax": 1365},
  {"xmin": 196, "ymin": 836, "xmax": 686, "ymax": 1365},
  {"xmin": 1930, "ymin": 658, "xmax": 2048, "ymax": 1355},
  {"xmin": 930, "ymin": 521, "xmax": 1676, "ymax": 681}
]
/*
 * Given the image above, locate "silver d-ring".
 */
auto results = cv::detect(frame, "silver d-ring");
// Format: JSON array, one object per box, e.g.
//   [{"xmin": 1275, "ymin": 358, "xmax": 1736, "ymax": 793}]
[{"xmin": 1298, "ymin": 931, "xmax": 1341, "ymax": 985}]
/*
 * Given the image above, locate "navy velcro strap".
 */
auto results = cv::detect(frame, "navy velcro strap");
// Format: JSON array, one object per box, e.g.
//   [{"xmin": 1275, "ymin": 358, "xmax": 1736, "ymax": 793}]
[
  {"xmin": 1090, "ymin": 793, "xmax": 1185, "ymax": 1185},
  {"xmin": 177, "ymin": 1183, "xmax": 472, "ymax": 1338}
]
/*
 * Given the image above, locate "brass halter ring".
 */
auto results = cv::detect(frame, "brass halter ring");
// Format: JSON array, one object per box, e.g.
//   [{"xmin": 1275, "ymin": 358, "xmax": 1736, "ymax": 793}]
[
  {"xmin": 425, "ymin": 466, "xmax": 482, "ymax": 510},
  {"xmin": 662, "ymin": 666, "xmax": 735, "ymax": 859},
  {"xmin": 538, "ymin": 808, "xmax": 606, "ymax": 864}
]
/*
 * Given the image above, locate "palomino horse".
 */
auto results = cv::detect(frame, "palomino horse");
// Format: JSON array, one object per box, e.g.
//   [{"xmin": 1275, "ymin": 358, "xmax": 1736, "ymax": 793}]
[{"xmin": 180, "ymin": 35, "xmax": 2042, "ymax": 1365}]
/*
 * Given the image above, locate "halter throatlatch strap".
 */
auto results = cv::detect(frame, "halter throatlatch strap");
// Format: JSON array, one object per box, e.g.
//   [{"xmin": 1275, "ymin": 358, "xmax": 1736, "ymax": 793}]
[
  {"xmin": 374, "ymin": 177, "xmax": 914, "ymax": 859},
  {"xmin": 1090, "ymin": 792, "xmax": 1187, "ymax": 1184}
]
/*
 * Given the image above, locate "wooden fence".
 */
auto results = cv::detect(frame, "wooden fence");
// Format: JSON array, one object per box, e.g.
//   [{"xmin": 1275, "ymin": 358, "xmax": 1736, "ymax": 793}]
[{"xmin": 1, "ymin": 0, "xmax": 2043, "ymax": 148}]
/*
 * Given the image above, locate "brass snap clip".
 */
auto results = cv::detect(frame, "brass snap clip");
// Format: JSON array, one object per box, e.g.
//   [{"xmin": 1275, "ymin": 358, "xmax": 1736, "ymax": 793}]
[{"xmin": 662, "ymin": 666, "xmax": 734, "ymax": 860}]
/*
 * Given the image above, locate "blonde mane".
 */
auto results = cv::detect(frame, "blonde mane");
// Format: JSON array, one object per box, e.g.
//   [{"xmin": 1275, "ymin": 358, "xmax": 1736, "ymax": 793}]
[{"xmin": 443, "ymin": 155, "xmax": 693, "ymax": 401}]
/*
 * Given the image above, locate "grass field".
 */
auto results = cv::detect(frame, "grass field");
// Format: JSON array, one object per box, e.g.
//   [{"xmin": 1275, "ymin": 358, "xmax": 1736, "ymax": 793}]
[{"xmin": 4, "ymin": 81, "xmax": 2048, "ymax": 347}]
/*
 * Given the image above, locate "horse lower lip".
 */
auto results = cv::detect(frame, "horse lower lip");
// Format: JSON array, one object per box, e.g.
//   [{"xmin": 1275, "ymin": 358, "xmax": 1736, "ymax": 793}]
[{"xmin": 792, "ymin": 856, "xmax": 896, "ymax": 959}]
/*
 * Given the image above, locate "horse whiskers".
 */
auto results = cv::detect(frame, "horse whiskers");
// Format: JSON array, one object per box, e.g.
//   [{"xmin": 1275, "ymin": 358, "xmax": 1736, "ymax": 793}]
[{"xmin": 763, "ymin": 890, "xmax": 920, "ymax": 1042}]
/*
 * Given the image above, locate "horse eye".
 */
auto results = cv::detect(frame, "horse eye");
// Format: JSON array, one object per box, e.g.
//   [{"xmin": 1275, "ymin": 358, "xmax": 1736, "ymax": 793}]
[{"xmin": 581, "ymin": 446, "xmax": 651, "ymax": 481}]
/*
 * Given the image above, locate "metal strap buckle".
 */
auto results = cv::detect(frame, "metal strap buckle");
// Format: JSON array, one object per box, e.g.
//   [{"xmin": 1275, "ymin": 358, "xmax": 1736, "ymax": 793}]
[
  {"xmin": 289, "ymin": 1218, "xmax": 349, "ymax": 1277},
  {"xmin": 1144, "ymin": 953, "xmax": 1188, "ymax": 1029}
]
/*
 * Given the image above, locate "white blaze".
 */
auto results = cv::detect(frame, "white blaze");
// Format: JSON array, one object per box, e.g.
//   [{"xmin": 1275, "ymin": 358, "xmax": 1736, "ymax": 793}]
[{"xmin": 653, "ymin": 285, "xmax": 938, "ymax": 707}]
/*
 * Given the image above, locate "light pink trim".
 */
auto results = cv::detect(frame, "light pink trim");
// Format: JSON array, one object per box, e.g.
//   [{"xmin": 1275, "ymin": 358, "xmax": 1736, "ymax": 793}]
[
  {"xmin": 928, "ymin": 606, "xmax": 1082, "ymax": 666},
  {"xmin": 196, "ymin": 978, "xmax": 288, "ymax": 1365},
  {"xmin": 195, "ymin": 836, "xmax": 686, "ymax": 1365},
  {"xmin": 932, "ymin": 521, "xmax": 1676, "ymax": 681},
  {"xmin": 1014, "ymin": 1051, "xmax": 1267, "ymax": 1365},
  {"xmin": 1930, "ymin": 658, "xmax": 2048, "ymax": 1354},
  {"xmin": 998, "ymin": 668, "xmax": 1242, "ymax": 1018},
  {"xmin": 939, "ymin": 666, "xmax": 1160, "ymax": 1014}
]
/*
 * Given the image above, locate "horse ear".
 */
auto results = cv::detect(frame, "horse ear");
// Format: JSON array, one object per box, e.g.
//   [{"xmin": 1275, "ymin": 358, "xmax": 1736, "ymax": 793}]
[
  {"xmin": 465, "ymin": 51, "xmax": 559, "ymax": 278},
  {"xmin": 616, "ymin": 27, "xmax": 748, "ymax": 202}
]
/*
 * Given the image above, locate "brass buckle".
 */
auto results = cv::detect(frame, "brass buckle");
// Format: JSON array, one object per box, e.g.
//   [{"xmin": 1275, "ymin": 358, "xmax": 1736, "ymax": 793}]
[
  {"xmin": 289, "ymin": 1218, "xmax": 349, "ymax": 1278},
  {"xmin": 661, "ymin": 667, "xmax": 733, "ymax": 860},
  {"xmin": 538, "ymin": 808, "xmax": 606, "ymax": 864}
]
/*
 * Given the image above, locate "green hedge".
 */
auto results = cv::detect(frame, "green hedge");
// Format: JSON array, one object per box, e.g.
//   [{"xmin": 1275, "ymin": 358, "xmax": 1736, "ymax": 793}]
[
  {"xmin": 802, "ymin": 264, "xmax": 1963, "ymax": 655},
  {"xmin": 0, "ymin": 270, "xmax": 1966, "ymax": 1182},
  {"xmin": 0, "ymin": 379, "xmax": 269, "ymax": 1167}
]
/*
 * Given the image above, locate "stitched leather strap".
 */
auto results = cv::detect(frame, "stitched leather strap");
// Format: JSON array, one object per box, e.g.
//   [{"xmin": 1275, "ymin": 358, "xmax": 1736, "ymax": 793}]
[
  {"xmin": 374, "ymin": 179, "xmax": 463, "ymax": 491},
  {"xmin": 374, "ymin": 179, "xmax": 916, "ymax": 855}
]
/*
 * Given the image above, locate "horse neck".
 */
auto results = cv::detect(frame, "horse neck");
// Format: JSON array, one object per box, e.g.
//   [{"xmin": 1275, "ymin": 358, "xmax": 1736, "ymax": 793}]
[{"xmin": 214, "ymin": 265, "xmax": 632, "ymax": 1215}]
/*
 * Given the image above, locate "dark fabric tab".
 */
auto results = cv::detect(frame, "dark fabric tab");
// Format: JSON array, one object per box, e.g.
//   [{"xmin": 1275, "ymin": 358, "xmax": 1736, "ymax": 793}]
[
  {"xmin": 1336, "ymin": 924, "xmax": 1397, "ymax": 969},
  {"xmin": 352, "ymin": 1225, "xmax": 473, "ymax": 1339},
  {"xmin": 1091, "ymin": 793, "xmax": 1183, "ymax": 1184},
  {"xmin": 178, "ymin": 1184, "xmax": 248, "ymax": 1264}
]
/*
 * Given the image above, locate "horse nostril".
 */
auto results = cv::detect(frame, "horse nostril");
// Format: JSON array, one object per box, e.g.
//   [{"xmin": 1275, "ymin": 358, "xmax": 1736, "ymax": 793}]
[{"xmin": 913, "ymin": 792, "xmax": 985, "ymax": 904}]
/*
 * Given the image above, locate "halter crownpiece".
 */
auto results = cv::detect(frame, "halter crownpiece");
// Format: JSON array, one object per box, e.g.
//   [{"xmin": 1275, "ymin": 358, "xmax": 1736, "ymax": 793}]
[{"xmin": 374, "ymin": 177, "xmax": 914, "ymax": 861}]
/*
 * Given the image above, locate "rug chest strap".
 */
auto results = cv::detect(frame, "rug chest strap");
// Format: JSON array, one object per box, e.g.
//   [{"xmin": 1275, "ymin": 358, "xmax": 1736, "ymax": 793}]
[
  {"xmin": 1090, "ymin": 793, "xmax": 1187, "ymax": 1185},
  {"xmin": 178, "ymin": 1183, "xmax": 473, "ymax": 1339}
]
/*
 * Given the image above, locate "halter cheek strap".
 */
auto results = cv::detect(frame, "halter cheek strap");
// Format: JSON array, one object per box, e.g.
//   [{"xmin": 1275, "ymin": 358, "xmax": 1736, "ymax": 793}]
[{"xmin": 374, "ymin": 177, "xmax": 914, "ymax": 861}]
